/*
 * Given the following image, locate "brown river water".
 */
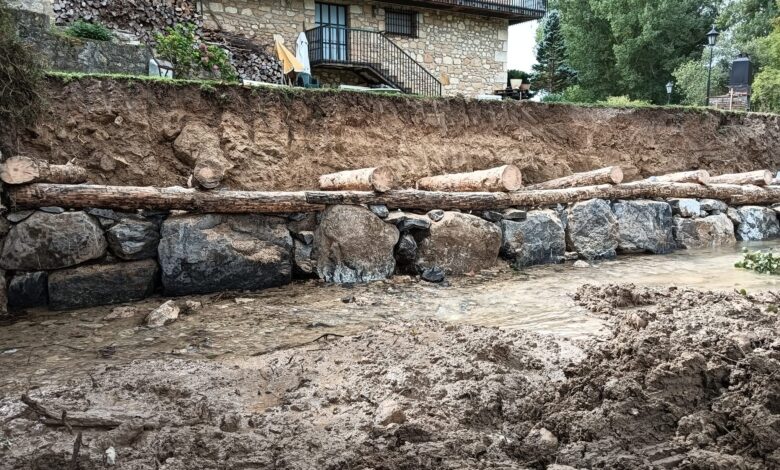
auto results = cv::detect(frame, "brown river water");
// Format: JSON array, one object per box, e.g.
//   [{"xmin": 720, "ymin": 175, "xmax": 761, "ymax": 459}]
[{"xmin": 1, "ymin": 240, "xmax": 779, "ymax": 395}]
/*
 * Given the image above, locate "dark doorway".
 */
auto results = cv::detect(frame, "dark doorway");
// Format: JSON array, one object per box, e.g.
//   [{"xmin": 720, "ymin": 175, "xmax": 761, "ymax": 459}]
[{"xmin": 315, "ymin": 2, "xmax": 348, "ymax": 61}]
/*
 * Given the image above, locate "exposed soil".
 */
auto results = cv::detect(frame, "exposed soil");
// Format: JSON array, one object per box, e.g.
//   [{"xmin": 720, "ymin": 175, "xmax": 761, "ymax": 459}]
[
  {"xmin": 2, "ymin": 284, "xmax": 780, "ymax": 469},
  {"xmin": 7, "ymin": 76, "xmax": 780, "ymax": 191}
]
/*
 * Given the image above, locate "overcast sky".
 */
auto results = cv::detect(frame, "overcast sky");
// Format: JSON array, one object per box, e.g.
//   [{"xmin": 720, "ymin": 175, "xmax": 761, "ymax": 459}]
[{"xmin": 507, "ymin": 20, "xmax": 539, "ymax": 73}]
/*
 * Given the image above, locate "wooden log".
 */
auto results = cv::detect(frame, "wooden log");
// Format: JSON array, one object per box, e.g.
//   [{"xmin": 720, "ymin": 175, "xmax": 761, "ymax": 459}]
[
  {"xmin": 525, "ymin": 166, "xmax": 623, "ymax": 190},
  {"xmin": 319, "ymin": 167, "xmax": 394, "ymax": 192},
  {"xmin": 709, "ymin": 170, "xmax": 773, "ymax": 186},
  {"xmin": 9, "ymin": 182, "xmax": 780, "ymax": 213},
  {"xmin": 0, "ymin": 156, "xmax": 87, "ymax": 185},
  {"xmin": 648, "ymin": 170, "xmax": 711, "ymax": 185},
  {"xmin": 417, "ymin": 165, "xmax": 522, "ymax": 192},
  {"xmin": 8, "ymin": 184, "xmax": 324, "ymax": 213}
]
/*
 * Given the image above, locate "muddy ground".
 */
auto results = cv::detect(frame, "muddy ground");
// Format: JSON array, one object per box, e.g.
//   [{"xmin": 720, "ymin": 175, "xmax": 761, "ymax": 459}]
[
  {"xmin": 7, "ymin": 76, "xmax": 780, "ymax": 190},
  {"xmin": 1, "ymin": 284, "xmax": 779, "ymax": 469}
]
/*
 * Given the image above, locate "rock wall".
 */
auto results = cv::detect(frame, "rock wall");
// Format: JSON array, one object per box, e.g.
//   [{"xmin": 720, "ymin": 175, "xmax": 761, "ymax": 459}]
[
  {"xmin": 8, "ymin": 77, "xmax": 780, "ymax": 191},
  {"xmin": 1, "ymin": 196, "xmax": 777, "ymax": 313}
]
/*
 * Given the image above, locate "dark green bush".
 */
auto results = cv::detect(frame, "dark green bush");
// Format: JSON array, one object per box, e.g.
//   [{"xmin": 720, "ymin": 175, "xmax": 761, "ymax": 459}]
[
  {"xmin": 0, "ymin": 0, "xmax": 44, "ymax": 148},
  {"xmin": 65, "ymin": 20, "xmax": 112, "ymax": 41}
]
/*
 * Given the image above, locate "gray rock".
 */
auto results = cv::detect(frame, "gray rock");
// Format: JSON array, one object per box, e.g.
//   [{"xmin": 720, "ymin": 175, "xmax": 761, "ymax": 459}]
[
  {"xmin": 373, "ymin": 399, "xmax": 406, "ymax": 426},
  {"xmin": 6, "ymin": 210, "xmax": 34, "ymax": 223},
  {"xmin": 385, "ymin": 212, "xmax": 432, "ymax": 232},
  {"xmin": 8, "ymin": 272, "xmax": 48, "ymax": 310},
  {"xmin": 481, "ymin": 210, "xmax": 503, "ymax": 222},
  {"xmin": 369, "ymin": 205, "xmax": 389, "ymax": 219},
  {"xmin": 39, "ymin": 206, "xmax": 64, "ymax": 214},
  {"xmin": 0, "ymin": 212, "xmax": 107, "ymax": 270},
  {"xmin": 573, "ymin": 260, "xmax": 590, "ymax": 268},
  {"xmin": 502, "ymin": 209, "xmax": 527, "ymax": 221},
  {"xmin": 106, "ymin": 219, "xmax": 160, "ymax": 260},
  {"xmin": 85, "ymin": 208, "xmax": 125, "ymax": 221},
  {"xmin": 612, "ymin": 200, "xmax": 675, "ymax": 254},
  {"xmin": 700, "ymin": 199, "xmax": 728, "ymax": 214},
  {"xmin": 145, "ymin": 300, "xmax": 180, "ymax": 327},
  {"xmin": 561, "ymin": 252, "xmax": 579, "ymax": 261},
  {"xmin": 416, "ymin": 212, "xmax": 501, "ymax": 275},
  {"xmin": 159, "ymin": 214, "xmax": 292, "ymax": 295},
  {"xmin": 669, "ymin": 198, "xmax": 703, "ymax": 218},
  {"xmin": 292, "ymin": 240, "xmax": 316, "ymax": 278},
  {"xmin": 292, "ymin": 230, "xmax": 315, "ymax": 245},
  {"xmin": 427, "ymin": 209, "xmax": 445, "ymax": 222},
  {"xmin": 395, "ymin": 233, "xmax": 418, "ymax": 264},
  {"xmin": 501, "ymin": 210, "xmax": 565, "ymax": 268},
  {"xmin": 0, "ymin": 218, "xmax": 10, "ymax": 239},
  {"xmin": 48, "ymin": 259, "xmax": 158, "ymax": 310},
  {"xmin": 0, "ymin": 270, "xmax": 5, "ymax": 316},
  {"xmin": 420, "ymin": 266, "xmax": 445, "ymax": 283},
  {"xmin": 287, "ymin": 212, "xmax": 318, "ymax": 233},
  {"xmin": 727, "ymin": 206, "xmax": 743, "ymax": 225},
  {"xmin": 734, "ymin": 206, "xmax": 780, "ymax": 241},
  {"xmin": 566, "ymin": 199, "xmax": 619, "ymax": 259},
  {"xmin": 314, "ymin": 205, "xmax": 399, "ymax": 283},
  {"xmin": 673, "ymin": 214, "xmax": 736, "ymax": 249}
]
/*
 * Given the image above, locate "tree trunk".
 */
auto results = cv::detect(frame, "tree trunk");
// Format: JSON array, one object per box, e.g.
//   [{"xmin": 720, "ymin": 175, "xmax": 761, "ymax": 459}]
[
  {"xmin": 417, "ymin": 165, "xmax": 522, "ymax": 192},
  {"xmin": 306, "ymin": 190, "xmax": 511, "ymax": 210},
  {"xmin": 8, "ymin": 184, "xmax": 324, "ymax": 213},
  {"xmin": 649, "ymin": 170, "xmax": 710, "ymax": 184},
  {"xmin": 319, "ymin": 167, "xmax": 394, "ymax": 192},
  {"xmin": 0, "ymin": 156, "xmax": 87, "ymax": 185},
  {"xmin": 525, "ymin": 166, "xmax": 623, "ymax": 190},
  {"xmin": 709, "ymin": 170, "xmax": 773, "ymax": 186}
]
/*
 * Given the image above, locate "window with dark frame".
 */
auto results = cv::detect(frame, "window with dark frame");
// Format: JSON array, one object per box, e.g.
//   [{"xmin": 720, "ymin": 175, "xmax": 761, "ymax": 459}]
[{"xmin": 385, "ymin": 9, "xmax": 417, "ymax": 37}]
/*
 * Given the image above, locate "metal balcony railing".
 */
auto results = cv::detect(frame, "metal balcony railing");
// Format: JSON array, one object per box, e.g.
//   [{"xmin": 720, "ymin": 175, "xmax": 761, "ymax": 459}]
[{"xmin": 306, "ymin": 26, "xmax": 442, "ymax": 97}]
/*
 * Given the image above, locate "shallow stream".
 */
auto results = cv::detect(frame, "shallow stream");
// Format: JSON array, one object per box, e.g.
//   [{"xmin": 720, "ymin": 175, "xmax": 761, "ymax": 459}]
[{"xmin": 2, "ymin": 241, "xmax": 779, "ymax": 394}]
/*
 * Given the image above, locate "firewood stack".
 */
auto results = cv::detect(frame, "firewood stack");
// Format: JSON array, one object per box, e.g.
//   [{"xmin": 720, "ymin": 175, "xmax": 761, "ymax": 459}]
[
  {"xmin": 53, "ymin": 0, "xmax": 202, "ymax": 44},
  {"xmin": 203, "ymin": 31, "xmax": 283, "ymax": 84}
]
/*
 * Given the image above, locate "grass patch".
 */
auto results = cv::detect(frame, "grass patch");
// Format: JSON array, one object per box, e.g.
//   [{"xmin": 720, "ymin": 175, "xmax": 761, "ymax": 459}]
[{"xmin": 735, "ymin": 248, "xmax": 780, "ymax": 275}]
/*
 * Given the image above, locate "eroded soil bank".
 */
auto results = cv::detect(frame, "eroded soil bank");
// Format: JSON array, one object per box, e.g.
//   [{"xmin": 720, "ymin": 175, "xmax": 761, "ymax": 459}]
[
  {"xmin": 8, "ymin": 76, "xmax": 780, "ymax": 190},
  {"xmin": 2, "ymin": 283, "xmax": 780, "ymax": 469}
]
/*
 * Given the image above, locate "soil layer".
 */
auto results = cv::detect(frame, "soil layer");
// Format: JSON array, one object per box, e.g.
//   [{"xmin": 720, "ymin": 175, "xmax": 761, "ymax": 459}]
[
  {"xmin": 8, "ymin": 76, "xmax": 780, "ymax": 190},
  {"xmin": 2, "ymin": 284, "xmax": 779, "ymax": 469}
]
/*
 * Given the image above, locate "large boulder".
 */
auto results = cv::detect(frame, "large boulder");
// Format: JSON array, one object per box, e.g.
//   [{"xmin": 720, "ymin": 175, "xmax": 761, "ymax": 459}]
[
  {"xmin": 158, "ymin": 214, "xmax": 292, "ymax": 295},
  {"xmin": 106, "ymin": 219, "xmax": 161, "ymax": 260},
  {"xmin": 416, "ymin": 212, "xmax": 501, "ymax": 275},
  {"xmin": 612, "ymin": 200, "xmax": 675, "ymax": 254},
  {"xmin": 566, "ymin": 199, "xmax": 619, "ymax": 259},
  {"xmin": 313, "ymin": 205, "xmax": 399, "ymax": 283},
  {"xmin": 500, "ymin": 210, "xmax": 565, "ymax": 268},
  {"xmin": 0, "ymin": 211, "xmax": 107, "ymax": 270},
  {"xmin": 669, "ymin": 198, "xmax": 703, "ymax": 218},
  {"xmin": 48, "ymin": 260, "xmax": 158, "ymax": 310},
  {"xmin": 8, "ymin": 272, "xmax": 48, "ymax": 310},
  {"xmin": 734, "ymin": 206, "xmax": 780, "ymax": 241},
  {"xmin": 673, "ymin": 214, "xmax": 736, "ymax": 249}
]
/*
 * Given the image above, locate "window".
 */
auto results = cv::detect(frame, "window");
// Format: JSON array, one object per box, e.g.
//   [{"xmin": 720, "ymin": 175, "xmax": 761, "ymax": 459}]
[{"xmin": 385, "ymin": 9, "xmax": 417, "ymax": 37}]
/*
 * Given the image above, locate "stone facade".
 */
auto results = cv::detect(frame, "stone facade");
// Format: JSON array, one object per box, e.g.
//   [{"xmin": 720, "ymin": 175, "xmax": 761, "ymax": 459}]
[{"xmin": 203, "ymin": 0, "xmax": 508, "ymax": 96}]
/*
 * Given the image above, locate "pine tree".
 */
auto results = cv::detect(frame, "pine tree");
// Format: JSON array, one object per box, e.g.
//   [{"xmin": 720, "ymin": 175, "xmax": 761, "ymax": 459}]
[{"xmin": 531, "ymin": 10, "xmax": 577, "ymax": 94}]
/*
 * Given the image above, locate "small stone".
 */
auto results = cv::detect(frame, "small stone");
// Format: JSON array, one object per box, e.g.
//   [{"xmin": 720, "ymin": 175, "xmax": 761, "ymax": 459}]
[
  {"xmin": 669, "ymin": 198, "xmax": 703, "ymax": 218},
  {"xmin": 369, "ymin": 205, "xmax": 389, "ymax": 219},
  {"xmin": 421, "ymin": 266, "xmax": 445, "ymax": 283},
  {"xmin": 427, "ymin": 209, "xmax": 445, "ymax": 222},
  {"xmin": 145, "ymin": 300, "xmax": 180, "ymax": 327},
  {"xmin": 481, "ymin": 210, "xmax": 503, "ymax": 222},
  {"xmin": 573, "ymin": 260, "xmax": 590, "ymax": 268},
  {"xmin": 373, "ymin": 399, "xmax": 406, "ymax": 426},
  {"xmin": 104, "ymin": 306, "xmax": 137, "ymax": 320},
  {"xmin": 287, "ymin": 212, "xmax": 307, "ymax": 222},
  {"xmin": 292, "ymin": 230, "xmax": 314, "ymax": 245},
  {"xmin": 105, "ymin": 447, "xmax": 116, "ymax": 466},
  {"xmin": 106, "ymin": 219, "xmax": 161, "ymax": 260},
  {"xmin": 39, "ymin": 206, "xmax": 65, "ymax": 214},
  {"xmin": 502, "ymin": 209, "xmax": 527, "ymax": 221},
  {"xmin": 6, "ymin": 210, "xmax": 34, "ymax": 223},
  {"xmin": 395, "ymin": 233, "xmax": 417, "ymax": 263},
  {"xmin": 726, "ymin": 206, "xmax": 743, "ymax": 224},
  {"xmin": 183, "ymin": 300, "xmax": 203, "ymax": 313},
  {"xmin": 700, "ymin": 199, "xmax": 727, "ymax": 214},
  {"xmin": 385, "ymin": 212, "xmax": 432, "ymax": 232},
  {"xmin": 561, "ymin": 252, "xmax": 579, "ymax": 261},
  {"xmin": 341, "ymin": 295, "xmax": 355, "ymax": 303}
]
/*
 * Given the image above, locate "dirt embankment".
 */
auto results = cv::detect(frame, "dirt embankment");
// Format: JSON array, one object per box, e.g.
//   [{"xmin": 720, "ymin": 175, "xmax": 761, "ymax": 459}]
[
  {"xmin": 8, "ymin": 76, "xmax": 780, "ymax": 190},
  {"xmin": 2, "ymin": 284, "xmax": 780, "ymax": 469}
]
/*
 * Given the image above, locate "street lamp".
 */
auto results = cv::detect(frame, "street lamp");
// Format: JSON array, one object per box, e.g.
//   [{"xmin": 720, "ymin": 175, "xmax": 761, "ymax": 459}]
[
  {"xmin": 666, "ymin": 81, "xmax": 674, "ymax": 104},
  {"xmin": 705, "ymin": 25, "xmax": 719, "ymax": 106}
]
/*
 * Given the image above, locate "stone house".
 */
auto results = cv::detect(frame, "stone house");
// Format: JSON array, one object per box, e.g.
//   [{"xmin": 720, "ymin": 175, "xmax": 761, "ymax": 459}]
[{"xmin": 202, "ymin": 0, "xmax": 546, "ymax": 96}]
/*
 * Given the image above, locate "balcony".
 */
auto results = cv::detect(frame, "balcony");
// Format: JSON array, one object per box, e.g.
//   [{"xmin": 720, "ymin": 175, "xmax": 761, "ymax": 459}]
[{"xmin": 380, "ymin": 0, "xmax": 546, "ymax": 24}]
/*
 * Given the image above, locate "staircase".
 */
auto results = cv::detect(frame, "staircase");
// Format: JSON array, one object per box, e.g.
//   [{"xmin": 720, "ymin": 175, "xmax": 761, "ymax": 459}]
[{"xmin": 305, "ymin": 26, "xmax": 442, "ymax": 97}]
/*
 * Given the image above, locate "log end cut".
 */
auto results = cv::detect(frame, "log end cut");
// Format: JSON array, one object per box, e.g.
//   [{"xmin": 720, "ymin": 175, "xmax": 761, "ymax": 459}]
[
  {"xmin": 369, "ymin": 166, "xmax": 394, "ymax": 193},
  {"xmin": 0, "ymin": 156, "xmax": 39, "ymax": 185},
  {"xmin": 500, "ymin": 165, "xmax": 523, "ymax": 191}
]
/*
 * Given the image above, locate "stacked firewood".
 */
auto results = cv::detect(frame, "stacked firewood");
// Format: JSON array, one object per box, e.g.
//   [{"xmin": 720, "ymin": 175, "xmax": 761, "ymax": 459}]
[
  {"xmin": 52, "ymin": 0, "xmax": 201, "ymax": 44},
  {"xmin": 203, "ymin": 31, "xmax": 282, "ymax": 84}
]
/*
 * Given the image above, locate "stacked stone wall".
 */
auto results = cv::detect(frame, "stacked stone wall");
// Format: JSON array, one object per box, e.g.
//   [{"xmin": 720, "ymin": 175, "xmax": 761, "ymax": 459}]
[
  {"xmin": 1, "ymin": 197, "xmax": 778, "ymax": 314},
  {"xmin": 202, "ymin": 0, "xmax": 508, "ymax": 96}
]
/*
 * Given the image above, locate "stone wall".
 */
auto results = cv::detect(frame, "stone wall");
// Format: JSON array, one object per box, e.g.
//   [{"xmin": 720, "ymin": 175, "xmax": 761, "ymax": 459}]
[
  {"xmin": 2, "ymin": 197, "xmax": 778, "ymax": 314},
  {"xmin": 7, "ymin": 0, "xmax": 53, "ymax": 16},
  {"xmin": 202, "ymin": 0, "xmax": 508, "ymax": 96}
]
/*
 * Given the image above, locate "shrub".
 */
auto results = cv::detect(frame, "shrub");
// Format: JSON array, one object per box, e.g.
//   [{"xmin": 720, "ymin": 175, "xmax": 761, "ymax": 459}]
[
  {"xmin": 753, "ymin": 67, "xmax": 780, "ymax": 113},
  {"xmin": 561, "ymin": 85, "xmax": 597, "ymax": 103},
  {"xmin": 155, "ymin": 23, "xmax": 237, "ymax": 82},
  {"xmin": 598, "ymin": 95, "xmax": 652, "ymax": 107},
  {"xmin": 65, "ymin": 20, "xmax": 112, "ymax": 41},
  {"xmin": 541, "ymin": 92, "xmax": 565, "ymax": 103},
  {"xmin": 735, "ymin": 248, "xmax": 780, "ymax": 275},
  {"xmin": 0, "ymin": 0, "xmax": 44, "ymax": 148}
]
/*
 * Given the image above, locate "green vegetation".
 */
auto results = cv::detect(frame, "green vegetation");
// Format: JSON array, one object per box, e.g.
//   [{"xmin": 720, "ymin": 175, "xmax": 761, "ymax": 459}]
[
  {"xmin": 154, "ymin": 23, "xmax": 237, "ymax": 82},
  {"xmin": 735, "ymin": 248, "xmax": 780, "ymax": 274},
  {"xmin": 753, "ymin": 6, "xmax": 780, "ymax": 111},
  {"xmin": 0, "ymin": 0, "xmax": 44, "ymax": 148},
  {"xmin": 530, "ymin": 11, "xmax": 576, "ymax": 94},
  {"xmin": 65, "ymin": 20, "xmax": 112, "ymax": 41}
]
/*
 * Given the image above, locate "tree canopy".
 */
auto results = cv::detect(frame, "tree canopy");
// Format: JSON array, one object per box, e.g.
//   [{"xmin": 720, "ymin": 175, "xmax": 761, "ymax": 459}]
[{"xmin": 530, "ymin": 10, "xmax": 577, "ymax": 94}]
